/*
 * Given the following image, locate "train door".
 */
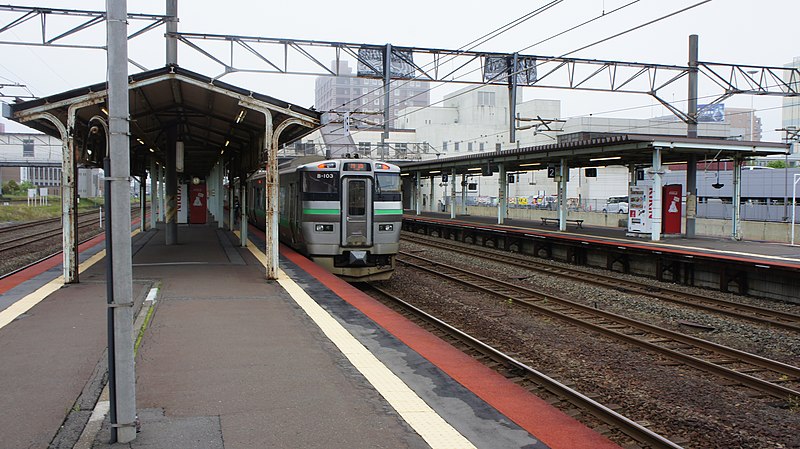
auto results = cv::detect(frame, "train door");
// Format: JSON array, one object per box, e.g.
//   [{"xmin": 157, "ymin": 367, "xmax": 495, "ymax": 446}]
[
  {"xmin": 288, "ymin": 181, "xmax": 299, "ymax": 243},
  {"xmin": 341, "ymin": 177, "xmax": 372, "ymax": 247}
]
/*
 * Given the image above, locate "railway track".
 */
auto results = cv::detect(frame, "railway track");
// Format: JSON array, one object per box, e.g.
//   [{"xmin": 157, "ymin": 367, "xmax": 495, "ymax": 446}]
[
  {"xmin": 401, "ymin": 232, "xmax": 800, "ymax": 332},
  {"xmin": 0, "ymin": 212, "xmax": 104, "ymax": 253},
  {"xmin": 397, "ymin": 250, "xmax": 800, "ymax": 402},
  {"xmin": 364, "ymin": 283, "xmax": 683, "ymax": 449}
]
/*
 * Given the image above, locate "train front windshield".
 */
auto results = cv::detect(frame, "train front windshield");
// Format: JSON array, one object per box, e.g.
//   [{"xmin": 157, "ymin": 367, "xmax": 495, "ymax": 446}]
[
  {"xmin": 375, "ymin": 173, "xmax": 400, "ymax": 193},
  {"xmin": 303, "ymin": 172, "xmax": 338, "ymax": 199}
]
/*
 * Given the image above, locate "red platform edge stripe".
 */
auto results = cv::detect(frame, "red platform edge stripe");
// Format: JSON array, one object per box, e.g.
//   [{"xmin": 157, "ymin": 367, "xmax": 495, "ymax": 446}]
[
  {"xmin": 0, "ymin": 216, "xmax": 143, "ymax": 295},
  {"xmin": 280, "ymin": 244, "xmax": 620, "ymax": 449},
  {"xmin": 0, "ymin": 233, "xmax": 107, "ymax": 294}
]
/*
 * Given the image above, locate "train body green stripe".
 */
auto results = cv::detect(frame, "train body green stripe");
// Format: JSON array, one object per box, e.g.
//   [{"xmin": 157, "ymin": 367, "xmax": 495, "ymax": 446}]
[
  {"xmin": 374, "ymin": 209, "xmax": 403, "ymax": 215},
  {"xmin": 303, "ymin": 208, "xmax": 340, "ymax": 215}
]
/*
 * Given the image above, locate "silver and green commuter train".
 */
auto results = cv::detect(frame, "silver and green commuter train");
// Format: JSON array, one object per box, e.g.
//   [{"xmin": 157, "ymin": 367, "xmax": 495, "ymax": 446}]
[{"xmin": 247, "ymin": 157, "xmax": 402, "ymax": 281}]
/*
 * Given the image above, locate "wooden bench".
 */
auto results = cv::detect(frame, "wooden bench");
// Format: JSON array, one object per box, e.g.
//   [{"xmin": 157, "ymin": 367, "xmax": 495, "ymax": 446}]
[{"xmin": 540, "ymin": 217, "xmax": 584, "ymax": 229}]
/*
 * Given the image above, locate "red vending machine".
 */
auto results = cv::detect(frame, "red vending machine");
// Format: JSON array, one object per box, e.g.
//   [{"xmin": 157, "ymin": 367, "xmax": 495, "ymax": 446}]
[
  {"xmin": 189, "ymin": 182, "xmax": 207, "ymax": 224},
  {"xmin": 662, "ymin": 184, "xmax": 682, "ymax": 235}
]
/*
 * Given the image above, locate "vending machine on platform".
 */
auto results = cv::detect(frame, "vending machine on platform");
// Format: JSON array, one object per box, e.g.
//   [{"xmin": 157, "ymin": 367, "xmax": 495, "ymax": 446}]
[
  {"xmin": 627, "ymin": 184, "xmax": 652, "ymax": 235},
  {"xmin": 662, "ymin": 184, "xmax": 682, "ymax": 235},
  {"xmin": 627, "ymin": 183, "xmax": 683, "ymax": 236}
]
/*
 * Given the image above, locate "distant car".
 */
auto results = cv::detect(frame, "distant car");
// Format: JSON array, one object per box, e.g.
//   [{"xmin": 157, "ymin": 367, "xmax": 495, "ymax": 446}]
[{"xmin": 603, "ymin": 195, "xmax": 629, "ymax": 214}]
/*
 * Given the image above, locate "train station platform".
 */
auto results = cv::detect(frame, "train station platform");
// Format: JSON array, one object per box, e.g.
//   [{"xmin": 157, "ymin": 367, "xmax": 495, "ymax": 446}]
[
  {"xmin": 0, "ymin": 223, "xmax": 619, "ymax": 449},
  {"xmin": 404, "ymin": 210, "xmax": 800, "ymax": 267},
  {"xmin": 403, "ymin": 211, "xmax": 800, "ymax": 302}
]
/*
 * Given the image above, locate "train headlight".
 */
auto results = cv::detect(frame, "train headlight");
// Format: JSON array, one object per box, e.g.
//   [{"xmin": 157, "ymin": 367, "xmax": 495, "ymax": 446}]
[
  {"xmin": 378, "ymin": 224, "xmax": 394, "ymax": 232},
  {"xmin": 315, "ymin": 224, "xmax": 334, "ymax": 232}
]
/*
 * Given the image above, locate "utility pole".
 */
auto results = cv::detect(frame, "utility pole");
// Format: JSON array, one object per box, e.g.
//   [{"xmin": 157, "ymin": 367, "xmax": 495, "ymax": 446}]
[
  {"xmin": 685, "ymin": 34, "xmax": 699, "ymax": 238},
  {"xmin": 777, "ymin": 126, "xmax": 799, "ymax": 221},
  {"xmin": 106, "ymin": 0, "xmax": 136, "ymax": 443},
  {"xmin": 381, "ymin": 43, "xmax": 391, "ymax": 162}
]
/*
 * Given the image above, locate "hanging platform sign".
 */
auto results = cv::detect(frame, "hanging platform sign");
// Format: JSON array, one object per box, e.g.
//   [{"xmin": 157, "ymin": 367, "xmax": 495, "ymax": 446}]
[
  {"xmin": 357, "ymin": 47, "xmax": 415, "ymax": 79},
  {"xmin": 483, "ymin": 56, "xmax": 537, "ymax": 84}
]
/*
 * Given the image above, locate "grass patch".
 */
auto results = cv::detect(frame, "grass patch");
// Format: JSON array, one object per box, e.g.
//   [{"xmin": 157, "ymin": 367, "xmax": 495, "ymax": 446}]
[{"xmin": 0, "ymin": 197, "xmax": 137, "ymax": 224}]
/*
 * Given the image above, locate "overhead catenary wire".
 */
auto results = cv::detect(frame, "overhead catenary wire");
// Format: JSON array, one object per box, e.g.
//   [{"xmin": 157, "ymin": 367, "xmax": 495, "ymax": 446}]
[
  {"xmin": 386, "ymin": 0, "xmax": 713, "ymax": 126},
  {"xmin": 335, "ymin": 0, "xmax": 790, "ymax": 157},
  {"xmin": 334, "ymin": 0, "xmax": 566, "ymax": 120},
  {"xmin": 317, "ymin": 87, "xmax": 791, "ymax": 160},
  {"xmin": 324, "ymin": 2, "xmax": 621, "ymax": 146},
  {"xmin": 335, "ymin": 0, "xmax": 670, "ymax": 146}
]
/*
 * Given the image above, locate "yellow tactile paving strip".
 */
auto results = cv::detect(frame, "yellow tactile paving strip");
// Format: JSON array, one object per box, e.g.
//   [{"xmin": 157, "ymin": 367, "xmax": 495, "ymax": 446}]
[
  {"xmin": 0, "ymin": 229, "xmax": 141, "ymax": 331},
  {"xmin": 244, "ymin": 238, "xmax": 476, "ymax": 449}
]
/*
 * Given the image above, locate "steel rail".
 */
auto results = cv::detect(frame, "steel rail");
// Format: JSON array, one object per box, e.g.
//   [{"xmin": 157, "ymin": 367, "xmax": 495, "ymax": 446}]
[
  {"xmin": 401, "ymin": 233, "xmax": 800, "ymax": 331},
  {"xmin": 398, "ymin": 251, "xmax": 800, "ymax": 401},
  {"xmin": 366, "ymin": 283, "xmax": 683, "ymax": 449},
  {"xmin": 0, "ymin": 208, "xmax": 142, "ymax": 280},
  {"xmin": 0, "ymin": 214, "xmax": 104, "ymax": 252}
]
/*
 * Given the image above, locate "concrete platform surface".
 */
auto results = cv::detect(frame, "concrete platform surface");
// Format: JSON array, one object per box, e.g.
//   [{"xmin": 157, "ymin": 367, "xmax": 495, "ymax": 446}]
[{"xmin": 1, "ymin": 222, "xmax": 619, "ymax": 449}]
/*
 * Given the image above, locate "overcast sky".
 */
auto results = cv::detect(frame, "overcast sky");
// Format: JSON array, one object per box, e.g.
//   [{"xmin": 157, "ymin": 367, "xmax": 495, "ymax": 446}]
[{"xmin": 0, "ymin": 0, "xmax": 796, "ymax": 140}]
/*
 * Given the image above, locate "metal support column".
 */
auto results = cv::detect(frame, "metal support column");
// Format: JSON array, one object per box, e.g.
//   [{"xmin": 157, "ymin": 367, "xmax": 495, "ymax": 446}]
[
  {"xmin": 558, "ymin": 158, "xmax": 567, "ymax": 231},
  {"xmin": 166, "ymin": 0, "xmax": 177, "ymax": 65},
  {"xmin": 61, "ymin": 112, "xmax": 77, "ymax": 283},
  {"xmin": 149, "ymin": 159, "xmax": 157, "ymax": 230},
  {"xmin": 228, "ymin": 176, "xmax": 234, "ymax": 230},
  {"xmin": 263, "ymin": 111, "xmax": 277, "ymax": 279},
  {"xmin": 687, "ymin": 35, "xmax": 699, "ymax": 139},
  {"xmin": 380, "ymin": 43, "xmax": 392, "ymax": 162},
  {"xmin": 107, "ymin": 0, "xmax": 136, "ymax": 443},
  {"xmin": 449, "ymin": 169, "xmax": 456, "ymax": 219},
  {"xmin": 240, "ymin": 181, "xmax": 247, "ymax": 247},
  {"xmin": 139, "ymin": 175, "xmax": 146, "ymax": 232},
  {"xmin": 415, "ymin": 171, "xmax": 421, "ymax": 215},
  {"xmin": 429, "ymin": 176, "xmax": 435, "ymax": 212},
  {"xmin": 461, "ymin": 174, "xmax": 467, "ymax": 215},
  {"xmin": 165, "ymin": 130, "xmax": 178, "ymax": 245},
  {"xmin": 207, "ymin": 165, "xmax": 215, "ymax": 222},
  {"xmin": 651, "ymin": 147, "xmax": 663, "ymax": 241},
  {"xmin": 508, "ymin": 53, "xmax": 519, "ymax": 143},
  {"xmin": 217, "ymin": 162, "xmax": 224, "ymax": 229},
  {"xmin": 686, "ymin": 154, "xmax": 697, "ymax": 238},
  {"xmin": 732, "ymin": 157, "xmax": 743, "ymax": 240},
  {"xmin": 498, "ymin": 164, "xmax": 507, "ymax": 225}
]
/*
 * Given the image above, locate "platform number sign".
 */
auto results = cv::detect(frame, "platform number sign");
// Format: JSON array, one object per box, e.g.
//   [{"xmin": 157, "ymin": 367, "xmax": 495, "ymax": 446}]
[{"xmin": 547, "ymin": 164, "xmax": 556, "ymax": 178}]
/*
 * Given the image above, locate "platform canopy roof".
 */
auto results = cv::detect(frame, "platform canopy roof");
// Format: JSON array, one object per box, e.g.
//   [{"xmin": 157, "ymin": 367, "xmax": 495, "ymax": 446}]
[
  {"xmin": 398, "ymin": 134, "xmax": 791, "ymax": 177},
  {"xmin": 4, "ymin": 65, "xmax": 320, "ymax": 178}
]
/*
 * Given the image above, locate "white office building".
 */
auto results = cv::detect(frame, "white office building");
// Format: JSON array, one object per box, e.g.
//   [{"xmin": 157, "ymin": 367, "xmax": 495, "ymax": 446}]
[{"xmin": 782, "ymin": 56, "xmax": 800, "ymax": 153}]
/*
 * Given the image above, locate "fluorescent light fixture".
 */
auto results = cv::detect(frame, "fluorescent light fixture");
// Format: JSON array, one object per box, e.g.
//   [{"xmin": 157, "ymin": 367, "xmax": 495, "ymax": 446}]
[
  {"xmin": 429, "ymin": 170, "xmax": 441, "ymax": 174},
  {"xmin": 101, "ymin": 107, "xmax": 108, "ymax": 115},
  {"xmin": 176, "ymin": 141, "xmax": 184, "ymax": 173},
  {"xmin": 467, "ymin": 167, "xmax": 483, "ymax": 171},
  {"xmin": 589, "ymin": 156, "xmax": 622, "ymax": 162},
  {"xmin": 149, "ymin": 148, "xmax": 155, "ymax": 153},
  {"xmin": 400, "ymin": 173, "xmax": 409, "ymax": 176},
  {"xmin": 136, "ymin": 138, "xmax": 145, "ymax": 145},
  {"xmin": 224, "ymin": 140, "xmax": 230, "ymax": 147},
  {"xmin": 519, "ymin": 162, "xmax": 541, "ymax": 167},
  {"xmin": 235, "ymin": 109, "xmax": 246, "ymax": 123}
]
